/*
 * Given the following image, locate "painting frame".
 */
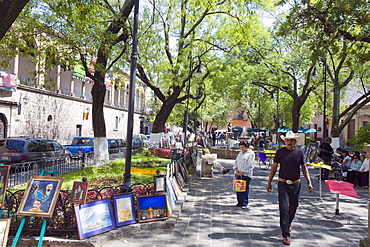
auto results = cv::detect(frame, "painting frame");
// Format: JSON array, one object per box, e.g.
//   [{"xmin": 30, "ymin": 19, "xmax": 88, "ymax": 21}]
[
  {"xmin": 0, "ymin": 165, "xmax": 10, "ymax": 208},
  {"xmin": 0, "ymin": 218, "xmax": 10, "ymax": 247},
  {"xmin": 112, "ymin": 193, "xmax": 136, "ymax": 227},
  {"xmin": 75, "ymin": 198, "xmax": 116, "ymax": 239},
  {"xmin": 17, "ymin": 176, "xmax": 64, "ymax": 218},
  {"xmin": 70, "ymin": 181, "xmax": 88, "ymax": 204},
  {"xmin": 154, "ymin": 175, "xmax": 166, "ymax": 194},
  {"xmin": 137, "ymin": 194, "xmax": 169, "ymax": 223}
]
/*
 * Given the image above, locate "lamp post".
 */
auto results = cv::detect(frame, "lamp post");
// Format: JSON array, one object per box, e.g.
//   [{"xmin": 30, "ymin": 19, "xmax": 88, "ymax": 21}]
[
  {"xmin": 123, "ymin": 0, "xmax": 139, "ymax": 188},
  {"xmin": 183, "ymin": 56, "xmax": 202, "ymax": 151},
  {"xmin": 322, "ymin": 57, "xmax": 327, "ymax": 140},
  {"xmin": 183, "ymin": 65, "xmax": 191, "ymax": 151},
  {"xmin": 312, "ymin": 57, "xmax": 327, "ymax": 140}
]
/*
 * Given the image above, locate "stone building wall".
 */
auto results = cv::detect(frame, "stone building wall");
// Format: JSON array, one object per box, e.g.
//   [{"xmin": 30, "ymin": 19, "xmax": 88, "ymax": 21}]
[{"xmin": 0, "ymin": 84, "xmax": 141, "ymax": 145}]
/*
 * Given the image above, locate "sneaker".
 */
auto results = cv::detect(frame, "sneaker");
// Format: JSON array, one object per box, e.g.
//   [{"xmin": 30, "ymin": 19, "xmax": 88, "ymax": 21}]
[{"xmin": 222, "ymin": 168, "xmax": 231, "ymax": 174}]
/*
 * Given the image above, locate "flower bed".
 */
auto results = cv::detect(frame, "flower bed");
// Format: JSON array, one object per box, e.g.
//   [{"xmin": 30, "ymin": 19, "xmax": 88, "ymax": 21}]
[{"xmin": 150, "ymin": 148, "xmax": 173, "ymax": 159}]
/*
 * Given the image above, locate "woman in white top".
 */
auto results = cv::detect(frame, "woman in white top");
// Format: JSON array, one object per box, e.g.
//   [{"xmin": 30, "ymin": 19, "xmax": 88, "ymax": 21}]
[{"xmin": 233, "ymin": 141, "xmax": 255, "ymax": 209}]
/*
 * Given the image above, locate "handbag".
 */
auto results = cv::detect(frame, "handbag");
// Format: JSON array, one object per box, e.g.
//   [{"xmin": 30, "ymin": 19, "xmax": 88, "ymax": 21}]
[{"xmin": 232, "ymin": 179, "xmax": 247, "ymax": 192}]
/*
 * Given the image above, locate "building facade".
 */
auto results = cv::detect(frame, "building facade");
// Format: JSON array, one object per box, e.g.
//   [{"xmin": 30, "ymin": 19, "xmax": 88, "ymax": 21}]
[{"xmin": 0, "ymin": 54, "xmax": 150, "ymax": 145}]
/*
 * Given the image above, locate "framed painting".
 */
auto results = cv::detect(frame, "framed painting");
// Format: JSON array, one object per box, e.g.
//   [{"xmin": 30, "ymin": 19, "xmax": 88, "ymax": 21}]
[
  {"xmin": 176, "ymin": 172, "xmax": 186, "ymax": 190},
  {"xmin": 75, "ymin": 198, "xmax": 115, "ymax": 239},
  {"xmin": 179, "ymin": 162, "xmax": 190, "ymax": 182},
  {"xmin": 17, "ymin": 176, "xmax": 64, "ymax": 217},
  {"xmin": 70, "ymin": 181, "xmax": 88, "ymax": 204},
  {"xmin": 0, "ymin": 165, "xmax": 10, "ymax": 208},
  {"xmin": 137, "ymin": 194, "xmax": 169, "ymax": 223},
  {"xmin": 112, "ymin": 193, "xmax": 136, "ymax": 227},
  {"xmin": 0, "ymin": 218, "xmax": 10, "ymax": 247},
  {"xmin": 154, "ymin": 175, "xmax": 166, "ymax": 194}
]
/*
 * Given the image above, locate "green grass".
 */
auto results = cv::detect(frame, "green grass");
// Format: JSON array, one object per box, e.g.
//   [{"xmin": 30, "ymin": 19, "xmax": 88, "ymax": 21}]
[{"xmin": 13, "ymin": 155, "xmax": 170, "ymax": 190}]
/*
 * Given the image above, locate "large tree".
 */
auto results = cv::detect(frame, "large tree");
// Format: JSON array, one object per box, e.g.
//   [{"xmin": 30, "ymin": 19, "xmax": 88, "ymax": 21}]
[
  {"xmin": 280, "ymin": 0, "xmax": 370, "ymax": 44},
  {"xmin": 279, "ymin": 0, "xmax": 370, "ymax": 138},
  {"xmin": 2, "ymin": 0, "xmax": 136, "ymax": 165},
  {"xmin": 135, "ymin": 0, "xmax": 274, "ymax": 134},
  {"xmin": 245, "ymin": 35, "xmax": 320, "ymax": 132}
]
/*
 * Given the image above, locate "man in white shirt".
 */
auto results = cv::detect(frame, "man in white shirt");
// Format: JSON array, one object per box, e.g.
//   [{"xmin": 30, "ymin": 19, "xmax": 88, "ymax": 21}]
[{"xmin": 358, "ymin": 151, "xmax": 369, "ymax": 189}]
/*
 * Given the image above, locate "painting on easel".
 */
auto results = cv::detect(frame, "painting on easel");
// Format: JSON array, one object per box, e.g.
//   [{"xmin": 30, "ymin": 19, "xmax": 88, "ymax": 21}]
[{"xmin": 17, "ymin": 176, "xmax": 64, "ymax": 217}]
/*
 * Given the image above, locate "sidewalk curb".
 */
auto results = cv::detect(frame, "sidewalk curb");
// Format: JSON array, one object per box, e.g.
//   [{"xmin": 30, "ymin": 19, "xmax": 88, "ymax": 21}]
[{"xmin": 8, "ymin": 175, "xmax": 194, "ymax": 247}]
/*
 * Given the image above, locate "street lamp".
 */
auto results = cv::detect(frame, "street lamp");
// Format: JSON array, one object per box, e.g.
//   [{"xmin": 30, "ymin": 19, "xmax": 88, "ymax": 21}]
[
  {"xmin": 123, "ymin": 0, "xmax": 139, "ymax": 189},
  {"xmin": 183, "ymin": 56, "xmax": 202, "ymax": 151},
  {"xmin": 312, "ymin": 58, "xmax": 327, "ymax": 140}
]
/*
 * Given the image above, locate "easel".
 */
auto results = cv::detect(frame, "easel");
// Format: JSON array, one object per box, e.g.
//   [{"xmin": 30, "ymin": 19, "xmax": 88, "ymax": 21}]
[
  {"xmin": 12, "ymin": 170, "xmax": 58, "ymax": 247},
  {"xmin": 301, "ymin": 167, "xmax": 324, "ymax": 202}
]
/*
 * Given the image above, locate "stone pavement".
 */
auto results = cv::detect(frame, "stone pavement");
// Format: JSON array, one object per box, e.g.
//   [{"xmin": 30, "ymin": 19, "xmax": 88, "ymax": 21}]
[{"xmin": 102, "ymin": 158, "xmax": 369, "ymax": 247}]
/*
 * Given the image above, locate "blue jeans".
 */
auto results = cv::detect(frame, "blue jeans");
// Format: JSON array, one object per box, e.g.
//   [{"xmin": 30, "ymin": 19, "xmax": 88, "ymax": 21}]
[
  {"xmin": 278, "ymin": 181, "xmax": 301, "ymax": 238},
  {"xmin": 235, "ymin": 175, "xmax": 251, "ymax": 207}
]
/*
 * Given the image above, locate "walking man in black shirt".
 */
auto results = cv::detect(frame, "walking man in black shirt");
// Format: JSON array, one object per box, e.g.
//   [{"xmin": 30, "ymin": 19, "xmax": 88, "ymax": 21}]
[{"xmin": 266, "ymin": 131, "xmax": 313, "ymax": 245}]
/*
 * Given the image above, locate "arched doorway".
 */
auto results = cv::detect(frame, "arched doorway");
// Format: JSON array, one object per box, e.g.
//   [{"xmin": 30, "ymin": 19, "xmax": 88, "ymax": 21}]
[{"xmin": 0, "ymin": 114, "xmax": 8, "ymax": 138}]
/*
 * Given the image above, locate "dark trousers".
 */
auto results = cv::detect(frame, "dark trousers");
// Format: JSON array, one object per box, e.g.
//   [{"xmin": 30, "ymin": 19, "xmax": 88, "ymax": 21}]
[
  {"xmin": 347, "ymin": 171, "xmax": 360, "ymax": 184},
  {"xmin": 359, "ymin": 171, "xmax": 369, "ymax": 187},
  {"xmin": 278, "ymin": 181, "xmax": 301, "ymax": 238},
  {"xmin": 320, "ymin": 156, "xmax": 331, "ymax": 180},
  {"xmin": 235, "ymin": 175, "xmax": 251, "ymax": 207}
]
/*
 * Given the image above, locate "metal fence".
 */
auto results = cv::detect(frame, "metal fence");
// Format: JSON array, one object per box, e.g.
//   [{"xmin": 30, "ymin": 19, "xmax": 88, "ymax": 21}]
[
  {"xmin": 3, "ymin": 148, "xmax": 196, "ymax": 237},
  {"xmin": 8, "ymin": 156, "xmax": 83, "ymax": 188}
]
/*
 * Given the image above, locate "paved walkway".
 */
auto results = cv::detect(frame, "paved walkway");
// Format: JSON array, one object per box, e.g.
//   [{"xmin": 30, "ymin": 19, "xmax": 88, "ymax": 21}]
[{"xmin": 103, "ymin": 158, "xmax": 368, "ymax": 247}]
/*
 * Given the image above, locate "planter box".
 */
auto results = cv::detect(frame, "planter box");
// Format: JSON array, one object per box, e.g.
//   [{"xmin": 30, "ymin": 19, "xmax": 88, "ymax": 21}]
[{"xmin": 210, "ymin": 148, "xmax": 239, "ymax": 159}]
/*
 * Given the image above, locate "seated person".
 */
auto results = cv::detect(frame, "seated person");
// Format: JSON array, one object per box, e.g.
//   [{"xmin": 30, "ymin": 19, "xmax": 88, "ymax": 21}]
[
  {"xmin": 214, "ymin": 162, "xmax": 231, "ymax": 174},
  {"xmin": 331, "ymin": 147, "xmax": 343, "ymax": 165},
  {"xmin": 203, "ymin": 146, "xmax": 231, "ymax": 174},
  {"xmin": 339, "ymin": 150, "xmax": 352, "ymax": 180},
  {"xmin": 347, "ymin": 155, "xmax": 362, "ymax": 184},
  {"xmin": 358, "ymin": 151, "xmax": 369, "ymax": 189},
  {"xmin": 329, "ymin": 148, "xmax": 343, "ymax": 179},
  {"xmin": 332, "ymin": 149, "xmax": 350, "ymax": 180}
]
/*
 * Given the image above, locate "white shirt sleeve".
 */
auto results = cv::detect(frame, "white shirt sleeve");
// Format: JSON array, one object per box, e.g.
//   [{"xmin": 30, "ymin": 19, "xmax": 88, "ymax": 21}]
[{"xmin": 360, "ymin": 158, "xmax": 369, "ymax": 172}]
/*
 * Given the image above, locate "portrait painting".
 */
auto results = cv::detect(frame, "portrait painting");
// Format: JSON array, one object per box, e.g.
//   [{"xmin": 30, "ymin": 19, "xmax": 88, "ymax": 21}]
[
  {"xmin": 154, "ymin": 175, "xmax": 166, "ymax": 194},
  {"xmin": 17, "ymin": 176, "xmax": 64, "ymax": 217},
  {"xmin": 0, "ymin": 165, "xmax": 10, "ymax": 208},
  {"xmin": 0, "ymin": 218, "xmax": 10, "ymax": 247},
  {"xmin": 75, "ymin": 198, "xmax": 115, "ymax": 239},
  {"xmin": 137, "ymin": 194, "xmax": 169, "ymax": 223},
  {"xmin": 70, "ymin": 181, "xmax": 88, "ymax": 204},
  {"xmin": 113, "ymin": 194, "xmax": 136, "ymax": 227}
]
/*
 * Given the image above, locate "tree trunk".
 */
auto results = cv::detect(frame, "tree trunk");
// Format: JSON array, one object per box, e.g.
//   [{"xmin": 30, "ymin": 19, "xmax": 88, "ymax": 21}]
[
  {"xmin": 91, "ymin": 73, "xmax": 109, "ymax": 166},
  {"xmin": 152, "ymin": 98, "xmax": 179, "ymax": 133},
  {"xmin": 330, "ymin": 86, "xmax": 341, "ymax": 137},
  {"xmin": 291, "ymin": 99, "xmax": 301, "ymax": 132},
  {"xmin": 0, "ymin": 0, "xmax": 29, "ymax": 41}
]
